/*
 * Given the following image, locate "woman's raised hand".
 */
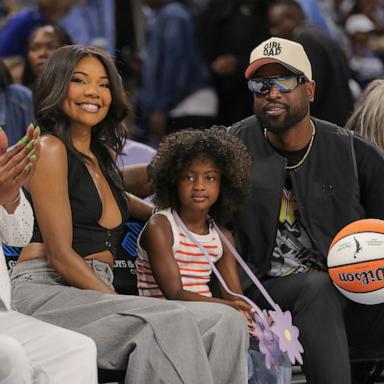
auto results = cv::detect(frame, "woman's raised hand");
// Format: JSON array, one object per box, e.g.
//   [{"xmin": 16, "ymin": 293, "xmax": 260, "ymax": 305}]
[{"xmin": 0, "ymin": 123, "xmax": 41, "ymax": 208}]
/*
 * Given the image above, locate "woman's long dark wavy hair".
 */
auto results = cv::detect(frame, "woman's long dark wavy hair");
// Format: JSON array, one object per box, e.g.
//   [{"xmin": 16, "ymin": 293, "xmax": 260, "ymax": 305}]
[
  {"xmin": 150, "ymin": 127, "xmax": 252, "ymax": 225},
  {"xmin": 33, "ymin": 44, "xmax": 132, "ymax": 193}
]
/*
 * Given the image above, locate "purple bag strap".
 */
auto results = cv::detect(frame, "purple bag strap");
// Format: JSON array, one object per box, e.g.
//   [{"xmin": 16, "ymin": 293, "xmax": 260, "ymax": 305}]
[
  {"xmin": 211, "ymin": 221, "xmax": 278, "ymax": 310},
  {"xmin": 173, "ymin": 211, "xmax": 271, "ymax": 329}
]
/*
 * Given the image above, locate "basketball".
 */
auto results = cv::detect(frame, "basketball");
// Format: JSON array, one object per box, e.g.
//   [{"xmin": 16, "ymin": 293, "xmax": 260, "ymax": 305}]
[{"xmin": 328, "ymin": 219, "xmax": 384, "ymax": 305}]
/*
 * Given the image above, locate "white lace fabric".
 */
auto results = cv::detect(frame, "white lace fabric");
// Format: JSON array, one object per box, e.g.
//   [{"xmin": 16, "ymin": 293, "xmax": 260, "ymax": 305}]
[{"xmin": 0, "ymin": 190, "xmax": 33, "ymax": 310}]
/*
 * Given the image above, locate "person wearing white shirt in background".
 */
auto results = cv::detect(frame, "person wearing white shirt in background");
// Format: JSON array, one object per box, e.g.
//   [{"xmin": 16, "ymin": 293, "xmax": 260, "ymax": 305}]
[{"xmin": 0, "ymin": 125, "xmax": 98, "ymax": 384}]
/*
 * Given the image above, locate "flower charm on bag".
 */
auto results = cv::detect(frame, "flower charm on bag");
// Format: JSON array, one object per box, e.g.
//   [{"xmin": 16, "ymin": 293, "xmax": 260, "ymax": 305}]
[{"xmin": 269, "ymin": 305, "xmax": 303, "ymax": 365}]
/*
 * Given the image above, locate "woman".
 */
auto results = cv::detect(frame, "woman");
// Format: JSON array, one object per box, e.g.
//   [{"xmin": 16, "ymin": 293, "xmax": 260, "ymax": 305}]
[
  {"xmin": 0, "ymin": 126, "xmax": 97, "ymax": 384},
  {"xmin": 10, "ymin": 45, "xmax": 248, "ymax": 384},
  {"xmin": 22, "ymin": 24, "xmax": 73, "ymax": 89},
  {"xmin": 345, "ymin": 79, "xmax": 384, "ymax": 151}
]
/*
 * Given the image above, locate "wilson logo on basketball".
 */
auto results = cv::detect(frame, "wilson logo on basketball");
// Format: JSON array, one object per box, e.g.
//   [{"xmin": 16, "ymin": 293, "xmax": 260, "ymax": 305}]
[
  {"xmin": 329, "ymin": 252, "xmax": 384, "ymax": 293},
  {"xmin": 337, "ymin": 267, "xmax": 384, "ymax": 287}
]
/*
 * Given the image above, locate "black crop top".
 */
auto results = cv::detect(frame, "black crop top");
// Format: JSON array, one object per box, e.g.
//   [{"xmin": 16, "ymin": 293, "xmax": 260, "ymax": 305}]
[{"xmin": 24, "ymin": 146, "xmax": 129, "ymax": 258}]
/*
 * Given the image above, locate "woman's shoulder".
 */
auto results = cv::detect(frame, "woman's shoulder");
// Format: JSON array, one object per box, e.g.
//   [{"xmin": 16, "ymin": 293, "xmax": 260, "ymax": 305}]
[
  {"xmin": 39, "ymin": 134, "xmax": 67, "ymax": 165},
  {"xmin": 40, "ymin": 134, "xmax": 65, "ymax": 151},
  {"xmin": 27, "ymin": 135, "xmax": 68, "ymax": 190}
]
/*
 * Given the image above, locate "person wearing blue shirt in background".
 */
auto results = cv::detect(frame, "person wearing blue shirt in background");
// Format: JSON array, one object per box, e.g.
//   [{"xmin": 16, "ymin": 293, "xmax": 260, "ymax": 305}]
[
  {"xmin": 59, "ymin": 0, "xmax": 115, "ymax": 56},
  {"xmin": 138, "ymin": 0, "xmax": 217, "ymax": 146},
  {"xmin": 0, "ymin": 0, "xmax": 78, "ymax": 58},
  {"xmin": 0, "ymin": 60, "xmax": 33, "ymax": 146}
]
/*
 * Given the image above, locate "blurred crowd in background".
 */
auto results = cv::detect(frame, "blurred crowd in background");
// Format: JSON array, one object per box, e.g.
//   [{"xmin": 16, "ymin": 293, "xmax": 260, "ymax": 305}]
[{"xmin": 1, "ymin": 0, "xmax": 384, "ymax": 149}]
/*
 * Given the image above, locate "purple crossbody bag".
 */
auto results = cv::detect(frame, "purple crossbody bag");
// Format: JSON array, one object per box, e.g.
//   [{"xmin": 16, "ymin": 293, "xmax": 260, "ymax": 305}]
[{"xmin": 173, "ymin": 211, "xmax": 304, "ymax": 369}]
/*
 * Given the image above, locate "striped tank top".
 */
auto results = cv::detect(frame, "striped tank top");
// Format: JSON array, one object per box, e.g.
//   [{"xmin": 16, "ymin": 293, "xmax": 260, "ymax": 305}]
[{"xmin": 136, "ymin": 208, "xmax": 223, "ymax": 298}]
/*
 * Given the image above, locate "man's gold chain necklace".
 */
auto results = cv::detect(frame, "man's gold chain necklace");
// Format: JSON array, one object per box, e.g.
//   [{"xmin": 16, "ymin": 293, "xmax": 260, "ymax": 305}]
[{"xmin": 264, "ymin": 120, "xmax": 316, "ymax": 170}]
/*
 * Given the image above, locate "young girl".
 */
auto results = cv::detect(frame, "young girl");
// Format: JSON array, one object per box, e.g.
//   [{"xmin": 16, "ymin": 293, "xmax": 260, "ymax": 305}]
[{"xmin": 136, "ymin": 128, "xmax": 291, "ymax": 384}]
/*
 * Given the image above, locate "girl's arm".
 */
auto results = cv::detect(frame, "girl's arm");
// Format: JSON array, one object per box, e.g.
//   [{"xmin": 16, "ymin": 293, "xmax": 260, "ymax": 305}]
[
  {"xmin": 25, "ymin": 136, "xmax": 115, "ymax": 294},
  {"xmin": 142, "ymin": 214, "xmax": 242, "ymax": 307}
]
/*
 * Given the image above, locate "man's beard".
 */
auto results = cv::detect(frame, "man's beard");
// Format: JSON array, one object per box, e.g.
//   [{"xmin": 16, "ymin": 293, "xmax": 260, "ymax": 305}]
[{"xmin": 254, "ymin": 103, "xmax": 307, "ymax": 134}]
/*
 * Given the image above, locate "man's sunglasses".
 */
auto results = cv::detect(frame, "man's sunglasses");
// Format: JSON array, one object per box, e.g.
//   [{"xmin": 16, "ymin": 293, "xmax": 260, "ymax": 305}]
[{"xmin": 248, "ymin": 75, "xmax": 307, "ymax": 96}]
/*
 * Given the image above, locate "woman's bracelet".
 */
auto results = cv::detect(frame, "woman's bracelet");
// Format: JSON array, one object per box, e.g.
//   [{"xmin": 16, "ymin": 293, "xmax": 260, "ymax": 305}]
[{"xmin": 4, "ymin": 192, "xmax": 21, "ymax": 207}]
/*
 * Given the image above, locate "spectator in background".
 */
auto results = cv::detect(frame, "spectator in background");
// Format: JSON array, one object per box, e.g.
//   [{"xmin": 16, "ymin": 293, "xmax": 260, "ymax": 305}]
[
  {"xmin": 0, "ymin": 0, "xmax": 79, "ymax": 58},
  {"xmin": 59, "ymin": 0, "xmax": 115, "ymax": 56},
  {"xmin": 345, "ymin": 13, "xmax": 384, "ymax": 89},
  {"xmin": 345, "ymin": 79, "xmax": 384, "ymax": 149},
  {"xmin": 2, "ymin": 56, "xmax": 25, "ymax": 84},
  {"xmin": 198, "ymin": 0, "xmax": 270, "ymax": 126},
  {"xmin": 114, "ymin": 0, "xmax": 145, "ymax": 95},
  {"xmin": 268, "ymin": 0, "xmax": 354, "ymax": 127},
  {"xmin": 0, "ymin": 59, "xmax": 34, "ymax": 146},
  {"xmin": 138, "ymin": 0, "xmax": 216, "ymax": 146},
  {"xmin": 349, "ymin": 0, "xmax": 384, "ymax": 34},
  {"xmin": 296, "ymin": 0, "xmax": 339, "ymax": 40},
  {"xmin": 22, "ymin": 24, "xmax": 73, "ymax": 89}
]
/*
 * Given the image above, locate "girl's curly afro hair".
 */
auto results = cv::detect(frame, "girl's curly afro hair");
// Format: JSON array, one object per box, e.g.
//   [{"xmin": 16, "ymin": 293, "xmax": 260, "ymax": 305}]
[{"xmin": 150, "ymin": 127, "xmax": 252, "ymax": 225}]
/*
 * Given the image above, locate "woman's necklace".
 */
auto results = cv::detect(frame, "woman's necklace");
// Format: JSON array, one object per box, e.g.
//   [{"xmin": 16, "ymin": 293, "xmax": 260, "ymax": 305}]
[{"xmin": 264, "ymin": 120, "xmax": 316, "ymax": 170}]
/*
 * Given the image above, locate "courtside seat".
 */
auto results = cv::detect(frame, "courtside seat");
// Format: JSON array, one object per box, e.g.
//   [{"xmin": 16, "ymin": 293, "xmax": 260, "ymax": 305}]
[{"xmin": 98, "ymin": 368, "xmax": 125, "ymax": 383}]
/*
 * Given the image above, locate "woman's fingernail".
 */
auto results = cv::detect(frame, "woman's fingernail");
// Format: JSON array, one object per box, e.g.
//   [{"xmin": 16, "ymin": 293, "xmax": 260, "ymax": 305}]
[
  {"xmin": 26, "ymin": 140, "xmax": 34, "ymax": 150},
  {"xmin": 28, "ymin": 149, "xmax": 36, "ymax": 158},
  {"xmin": 18, "ymin": 135, "xmax": 29, "ymax": 145},
  {"xmin": 34, "ymin": 126, "xmax": 41, "ymax": 136}
]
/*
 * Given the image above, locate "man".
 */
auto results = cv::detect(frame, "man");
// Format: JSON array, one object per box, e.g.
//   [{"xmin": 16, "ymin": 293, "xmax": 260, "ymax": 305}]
[
  {"xmin": 267, "ymin": 0, "xmax": 353, "ymax": 127},
  {"xmin": 229, "ymin": 36, "xmax": 384, "ymax": 383}
]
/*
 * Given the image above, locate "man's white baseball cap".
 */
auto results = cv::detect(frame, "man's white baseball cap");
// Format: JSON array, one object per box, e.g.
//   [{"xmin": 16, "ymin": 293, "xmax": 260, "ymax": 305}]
[{"xmin": 245, "ymin": 37, "xmax": 312, "ymax": 81}]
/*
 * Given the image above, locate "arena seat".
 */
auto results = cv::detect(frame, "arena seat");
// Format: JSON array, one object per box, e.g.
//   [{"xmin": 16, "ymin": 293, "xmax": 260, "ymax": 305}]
[{"xmin": 98, "ymin": 368, "xmax": 125, "ymax": 383}]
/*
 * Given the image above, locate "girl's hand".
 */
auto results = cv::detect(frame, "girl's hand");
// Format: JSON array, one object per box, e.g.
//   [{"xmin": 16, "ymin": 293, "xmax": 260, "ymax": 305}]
[
  {"xmin": 0, "ymin": 124, "xmax": 40, "ymax": 207},
  {"xmin": 230, "ymin": 300, "xmax": 256, "ymax": 334}
]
